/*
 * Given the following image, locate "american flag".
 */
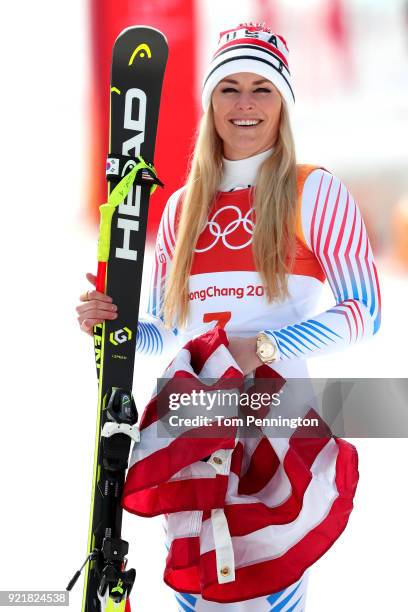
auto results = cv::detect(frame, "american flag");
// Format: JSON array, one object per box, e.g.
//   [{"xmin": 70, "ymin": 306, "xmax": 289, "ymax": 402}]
[
  {"xmin": 123, "ymin": 326, "xmax": 358, "ymax": 603},
  {"xmin": 141, "ymin": 169, "xmax": 155, "ymax": 182}
]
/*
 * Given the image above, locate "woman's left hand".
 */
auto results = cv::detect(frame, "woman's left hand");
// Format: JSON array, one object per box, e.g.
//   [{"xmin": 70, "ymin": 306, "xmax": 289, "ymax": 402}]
[{"xmin": 226, "ymin": 335, "xmax": 263, "ymax": 376}]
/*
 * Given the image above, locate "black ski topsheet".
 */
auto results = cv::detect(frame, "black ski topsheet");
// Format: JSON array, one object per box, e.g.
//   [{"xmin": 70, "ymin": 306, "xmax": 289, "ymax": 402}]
[{"xmin": 82, "ymin": 27, "xmax": 168, "ymax": 612}]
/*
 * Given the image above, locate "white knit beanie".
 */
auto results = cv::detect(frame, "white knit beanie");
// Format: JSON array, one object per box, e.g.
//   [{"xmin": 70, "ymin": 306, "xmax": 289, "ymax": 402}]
[{"xmin": 202, "ymin": 22, "xmax": 295, "ymax": 111}]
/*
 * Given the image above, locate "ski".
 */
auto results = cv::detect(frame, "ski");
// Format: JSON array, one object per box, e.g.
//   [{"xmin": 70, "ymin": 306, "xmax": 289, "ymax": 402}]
[{"xmin": 67, "ymin": 26, "xmax": 168, "ymax": 611}]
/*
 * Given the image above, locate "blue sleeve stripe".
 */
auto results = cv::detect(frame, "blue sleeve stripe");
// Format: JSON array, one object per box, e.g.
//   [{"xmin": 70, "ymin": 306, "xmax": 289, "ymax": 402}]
[
  {"xmin": 278, "ymin": 328, "xmax": 310, "ymax": 352},
  {"xmin": 144, "ymin": 322, "xmax": 152, "ymax": 354},
  {"xmin": 305, "ymin": 319, "xmax": 342, "ymax": 339},
  {"xmin": 366, "ymin": 259, "xmax": 378, "ymax": 318},
  {"xmin": 175, "ymin": 595, "xmax": 196, "ymax": 612},
  {"xmin": 136, "ymin": 322, "xmax": 147, "ymax": 354},
  {"xmin": 178, "ymin": 592, "xmax": 197, "ymax": 606},
  {"xmin": 274, "ymin": 331, "xmax": 304, "ymax": 355},
  {"xmin": 136, "ymin": 321, "xmax": 164, "ymax": 356},
  {"xmin": 287, "ymin": 325, "xmax": 321, "ymax": 349},
  {"xmin": 136, "ymin": 323, "xmax": 146, "ymax": 353},
  {"xmin": 264, "ymin": 330, "xmax": 294, "ymax": 358},
  {"xmin": 353, "ymin": 218, "xmax": 368, "ymax": 305},
  {"xmin": 293, "ymin": 323, "xmax": 327, "ymax": 346},
  {"xmin": 285, "ymin": 596, "xmax": 303, "ymax": 612},
  {"xmin": 275, "ymin": 341, "xmax": 290, "ymax": 359},
  {"xmin": 147, "ymin": 323, "xmax": 159, "ymax": 355},
  {"xmin": 150, "ymin": 322, "xmax": 164, "ymax": 355},
  {"xmin": 268, "ymin": 578, "xmax": 303, "ymax": 610},
  {"xmin": 144, "ymin": 323, "xmax": 154, "ymax": 355},
  {"xmin": 146, "ymin": 322, "xmax": 157, "ymax": 355},
  {"xmin": 301, "ymin": 321, "xmax": 334, "ymax": 343}
]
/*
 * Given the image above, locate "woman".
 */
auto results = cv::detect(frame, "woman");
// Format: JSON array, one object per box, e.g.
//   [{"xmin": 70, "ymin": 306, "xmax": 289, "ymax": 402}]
[{"xmin": 77, "ymin": 23, "xmax": 380, "ymax": 611}]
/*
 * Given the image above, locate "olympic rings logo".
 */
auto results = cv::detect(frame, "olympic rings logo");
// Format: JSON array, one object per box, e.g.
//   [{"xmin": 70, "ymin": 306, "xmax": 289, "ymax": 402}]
[{"xmin": 195, "ymin": 205, "xmax": 255, "ymax": 252}]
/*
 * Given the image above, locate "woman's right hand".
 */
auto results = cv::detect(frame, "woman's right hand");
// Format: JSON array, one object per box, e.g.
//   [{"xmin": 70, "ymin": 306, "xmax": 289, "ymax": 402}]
[{"xmin": 76, "ymin": 272, "xmax": 118, "ymax": 336}]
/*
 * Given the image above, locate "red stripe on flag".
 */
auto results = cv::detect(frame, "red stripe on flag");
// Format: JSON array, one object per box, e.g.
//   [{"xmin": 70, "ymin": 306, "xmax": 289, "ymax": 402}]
[{"xmin": 172, "ymin": 439, "xmax": 358, "ymax": 603}]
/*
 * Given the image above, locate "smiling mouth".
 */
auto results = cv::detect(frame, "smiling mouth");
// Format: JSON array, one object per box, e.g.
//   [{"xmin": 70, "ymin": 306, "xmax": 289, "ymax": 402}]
[{"xmin": 230, "ymin": 119, "xmax": 263, "ymax": 127}]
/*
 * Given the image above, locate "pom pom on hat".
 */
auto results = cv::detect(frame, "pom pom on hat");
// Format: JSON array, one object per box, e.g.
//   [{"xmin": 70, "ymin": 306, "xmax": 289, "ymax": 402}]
[{"xmin": 201, "ymin": 22, "xmax": 295, "ymax": 111}]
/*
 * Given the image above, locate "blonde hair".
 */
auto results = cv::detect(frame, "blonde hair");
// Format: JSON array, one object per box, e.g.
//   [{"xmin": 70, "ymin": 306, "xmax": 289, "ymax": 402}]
[{"xmin": 163, "ymin": 100, "xmax": 298, "ymax": 329}]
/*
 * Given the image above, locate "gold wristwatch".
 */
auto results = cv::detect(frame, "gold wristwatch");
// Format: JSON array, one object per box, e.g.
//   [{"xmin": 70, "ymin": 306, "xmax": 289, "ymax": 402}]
[{"xmin": 256, "ymin": 332, "xmax": 279, "ymax": 364}]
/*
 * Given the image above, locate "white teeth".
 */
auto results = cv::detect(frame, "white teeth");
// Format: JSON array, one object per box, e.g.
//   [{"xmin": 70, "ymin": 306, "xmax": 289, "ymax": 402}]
[{"xmin": 231, "ymin": 119, "xmax": 260, "ymax": 126}]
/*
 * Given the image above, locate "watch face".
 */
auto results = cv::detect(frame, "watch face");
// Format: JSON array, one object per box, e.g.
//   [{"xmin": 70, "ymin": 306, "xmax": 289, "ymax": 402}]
[{"xmin": 259, "ymin": 341, "xmax": 276, "ymax": 359}]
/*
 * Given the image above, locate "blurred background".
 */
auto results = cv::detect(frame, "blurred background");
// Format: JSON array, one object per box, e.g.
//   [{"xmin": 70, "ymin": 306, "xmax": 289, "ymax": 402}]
[{"xmin": 0, "ymin": 0, "xmax": 407, "ymax": 610}]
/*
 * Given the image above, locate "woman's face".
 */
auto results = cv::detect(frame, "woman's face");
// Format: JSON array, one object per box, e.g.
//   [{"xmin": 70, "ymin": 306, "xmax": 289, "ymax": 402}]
[{"xmin": 211, "ymin": 72, "xmax": 282, "ymax": 161}]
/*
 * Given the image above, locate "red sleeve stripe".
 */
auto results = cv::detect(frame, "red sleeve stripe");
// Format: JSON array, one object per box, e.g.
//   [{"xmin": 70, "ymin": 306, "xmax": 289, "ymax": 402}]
[
  {"xmin": 318, "ymin": 179, "xmax": 342, "ymax": 299},
  {"xmin": 327, "ymin": 308, "xmax": 352, "ymax": 342},
  {"xmin": 309, "ymin": 171, "xmax": 325, "ymax": 252},
  {"xmin": 344, "ymin": 299, "xmax": 365, "ymax": 337}
]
